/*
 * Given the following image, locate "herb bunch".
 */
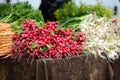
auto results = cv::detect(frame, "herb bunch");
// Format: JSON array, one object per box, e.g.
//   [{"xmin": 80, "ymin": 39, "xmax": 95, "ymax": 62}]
[
  {"xmin": 0, "ymin": 2, "xmax": 44, "ymax": 34},
  {"xmin": 54, "ymin": 1, "xmax": 112, "ymax": 28}
]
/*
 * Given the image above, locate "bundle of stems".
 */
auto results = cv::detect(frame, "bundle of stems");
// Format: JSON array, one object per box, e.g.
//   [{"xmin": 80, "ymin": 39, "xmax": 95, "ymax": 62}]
[{"xmin": 0, "ymin": 23, "xmax": 14, "ymax": 58}]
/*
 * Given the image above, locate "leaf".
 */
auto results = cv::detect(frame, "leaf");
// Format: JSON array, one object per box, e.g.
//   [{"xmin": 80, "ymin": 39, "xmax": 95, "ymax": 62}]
[
  {"xmin": 26, "ymin": 49, "xmax": 31, "ymax": 54},
  {"xmin": 39, "ymin": 48, "xmax": 43, "ymax": 52},
  {"xmin": 51, "ymin": 30, "xmax": 54, "ymax": 35},
  {"xmin": 39, "ymin": 46, "xmax": 49, "ymax": 52},
  {"xmin": 43, "ymin": 47, "xmax": 48, "ymax": 52},
  {"xmin": 15, "ymin": 29, "xmax": 23, "ymax": 34},
  {"xmin": 72, "ymin": 36, "xmax": 76, "ymax": 40},
  {"xmin": 31, "ymin": 43, "xmax": 38, "ymax": 49},
  {"xmin": 46, "ymin": 44, "xmax": 52, "ymax": 48}
]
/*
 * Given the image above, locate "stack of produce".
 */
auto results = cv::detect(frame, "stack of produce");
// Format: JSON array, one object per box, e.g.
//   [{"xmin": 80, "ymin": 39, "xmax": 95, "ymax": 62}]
[
  {"xmin": 12, "ymin": 20, "xmax": 86, "ymax": 59},
  {"xmin": 78, "ymin": 14, "xmax": 120, "ymax": 60},
  {"xmin": 54, "ymin": 1, "xmax": 112, "ymax": 28},
  {"xmin": 0, "ymin": 2, "xmax": 44, "ymax": 58},
  {"xmin": 54, "ymin": 1, "xmax": 120, "ymax": 60},
  {"xmin": 0, "ymin": 23, "xmax": 14, "ymax": 57}
]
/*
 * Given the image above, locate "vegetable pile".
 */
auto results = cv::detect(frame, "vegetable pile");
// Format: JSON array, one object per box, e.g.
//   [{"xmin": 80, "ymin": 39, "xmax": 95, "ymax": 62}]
[
  {"xmin": 0, "ymin": 2, "xmax": 44, "ymax": 34},
  {"xmin": 53, "ymin": 1, "xmax": 120, "ymax": 60},
  {"xmin": 0, "ymin": 1, "xmax": 119, "ymax": 60},
  {"xmin": 54, "ymin": 1, "xmax": 112, "ymax": 28},
  {"xmin": 79, "ymin": 14, "xmax": 120, "ymax": 60},
  {"xmin": 12, "ymin": 20, "xmax": 85, "ymax": 59}
]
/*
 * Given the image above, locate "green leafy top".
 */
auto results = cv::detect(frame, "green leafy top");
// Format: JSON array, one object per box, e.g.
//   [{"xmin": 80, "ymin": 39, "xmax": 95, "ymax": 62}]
[
  {"xmin": 54, "ymin": 1, "xmax": 79, "ymax": 22},
  {"xmin": 0, "ymin": 1, "xmax": 44, "ymax": 33},
  {"xmin": 54, "ymin": 1, "xmax": 113, "ymax": 22},
  {"xmin": 31, "ymin": 43, "xmax": 38, "ymax": 50}
]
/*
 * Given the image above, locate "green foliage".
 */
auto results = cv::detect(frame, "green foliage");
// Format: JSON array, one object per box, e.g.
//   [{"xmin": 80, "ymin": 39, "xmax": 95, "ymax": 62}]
[
  {"xmin": 0, "ymin": 2, "xmax": 44, "ymax": 33},
  {"xmin": 31, "ymin": 43, "xmax": 38, "ymax": 50},
  {"xmin": 54, "ymin": 1, "xmax": 79, "ymax": 22},
  {"xmin": 54, "ymin": 1, "xmax": 113, "ymax": 24},
  {"xmin": 86, "ymin": 3, "xmax": 112, "ymax": 18},
  {"xmin": 27, "ymin": 50, "xmax": 31, "ymax": 54},
  {"xmin": 78, "ymin": 3, "xmax": 87, "ymax": 16}
]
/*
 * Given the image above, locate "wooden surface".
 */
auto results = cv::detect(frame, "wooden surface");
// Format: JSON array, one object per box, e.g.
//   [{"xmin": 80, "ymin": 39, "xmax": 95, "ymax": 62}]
[
  {"xmin": 0, "ymin": 54, "xmax": 115, "ymax": 80},
  {"xmin": 112, "ymin": 58, "xmax": 120, "ymax": 80}
]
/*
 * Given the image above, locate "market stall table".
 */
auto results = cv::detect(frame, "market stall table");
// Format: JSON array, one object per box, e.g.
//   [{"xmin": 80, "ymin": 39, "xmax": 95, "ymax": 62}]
[
  {"xmin": 112, "ymin": 58, "xmax": 120, "ymax": 80},
  {"xmin": 0, "ymin": 54, "xmax": 113, "ymax": 80}
]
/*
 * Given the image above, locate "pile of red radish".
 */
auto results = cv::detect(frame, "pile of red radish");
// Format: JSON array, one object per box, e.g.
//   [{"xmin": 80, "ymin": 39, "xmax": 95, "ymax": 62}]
[{"xmin": 12, "ymin": 20, "xmax": 85, "ymax": 59}]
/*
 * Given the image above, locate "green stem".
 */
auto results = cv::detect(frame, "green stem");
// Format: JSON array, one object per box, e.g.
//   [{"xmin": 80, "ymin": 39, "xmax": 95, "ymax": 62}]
[
  {"xmin": 0, "ymin": 14, "xmax": 13, "ymax": 23},
  {"xmin": 59, "ymin": 14, "xmax": 91, "ymax": 27}
]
